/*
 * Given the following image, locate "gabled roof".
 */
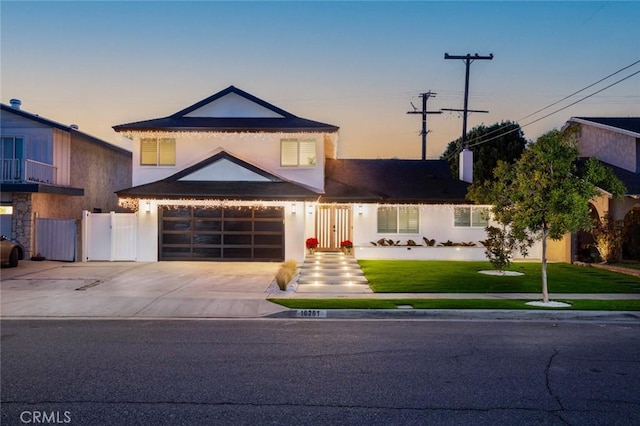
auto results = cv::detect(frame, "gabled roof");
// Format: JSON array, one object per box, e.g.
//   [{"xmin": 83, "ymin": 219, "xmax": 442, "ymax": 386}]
[
  {"xmin": 322, "ymin": 159, "xmax": 470, "ymax": 203},
  {"xmin": 113, "ymin": 86, "xmax": 339, "ymax": 133},
  {"xmin": 1, "ymin": 103, "xmax": 131, "ymax": 156},
  {"xmin": 578, "ymin": 158, "xmax": 640, "ymax": 197},
  {"xmin": 116, "ymin": 150, "xmax": 320, "ymax": 200},
  {"xmin": 570, "ymin": 117, "xmax": 640, "ymax": 137}
]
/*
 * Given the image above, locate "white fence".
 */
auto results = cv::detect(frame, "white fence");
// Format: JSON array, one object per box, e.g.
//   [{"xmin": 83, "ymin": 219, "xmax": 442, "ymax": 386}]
[{"xmin": 82, "ymin": 211, "xmax": 137, "ymax": 261}]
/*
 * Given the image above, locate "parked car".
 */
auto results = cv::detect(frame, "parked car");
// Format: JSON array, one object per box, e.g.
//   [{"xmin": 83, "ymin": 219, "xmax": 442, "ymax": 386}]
[{"xmin": 1, "ymin": 235, "xmax": 24, "ymax": 267}]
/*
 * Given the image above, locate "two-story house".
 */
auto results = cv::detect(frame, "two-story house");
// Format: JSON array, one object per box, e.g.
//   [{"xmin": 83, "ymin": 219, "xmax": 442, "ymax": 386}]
[
  {"xmin": 564, "ymin": 117, "xmax": 640, "ymax": 260},
  {"xmin": 1, "ymin": 100, "xmax": 132, "ymax": 260},
  {"xmin": 114, "ymin": 86, "xmax": 529, "ymax": 263}
]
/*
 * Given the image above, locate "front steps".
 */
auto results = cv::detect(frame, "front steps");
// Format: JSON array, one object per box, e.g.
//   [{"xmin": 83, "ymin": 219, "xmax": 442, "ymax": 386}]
[{"xmin": 296, "ymin": 252, "xmax": 372, "ymax": 294}]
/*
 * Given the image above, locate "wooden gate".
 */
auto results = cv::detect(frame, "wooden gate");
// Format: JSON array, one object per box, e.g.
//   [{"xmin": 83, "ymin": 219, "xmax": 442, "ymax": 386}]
[{"xmin": 315, "ymin": 204, "xmax": 352, "ymax": 251}]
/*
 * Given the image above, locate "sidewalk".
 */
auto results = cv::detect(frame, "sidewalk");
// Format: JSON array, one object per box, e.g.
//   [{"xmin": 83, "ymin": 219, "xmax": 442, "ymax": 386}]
[{"xmin": 1, "ymin": 260, "xmax": 639, "ymax": 320}]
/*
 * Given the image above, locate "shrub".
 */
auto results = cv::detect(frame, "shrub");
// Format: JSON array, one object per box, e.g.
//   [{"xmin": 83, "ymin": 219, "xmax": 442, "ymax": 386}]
[
  {"xmin": 275, "ymin": 260, "xmax": 298, "ymax": 291},
  {"xmin": 340, "ymin": 240, "xmax": 353, "ymax": 248},
  {"xmin": 422, "ymin": 237, "xmax": 436, "ymax": 246},
  {"xmin": 591, "ymin": 216, "xmax": 623, "ymax": 263},
  {"xmin": 622, "ymin": 208, "xmax": 640, "ymax": 260},
  {"xmin": 480, "ymin": 225, "xmax": 531, "ymax": 271}
]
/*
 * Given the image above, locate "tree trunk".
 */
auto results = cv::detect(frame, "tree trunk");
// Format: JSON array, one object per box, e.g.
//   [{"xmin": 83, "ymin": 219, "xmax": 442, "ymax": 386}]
[{"xmin": 541, "ymin": 226, "xmax": 549, "ymax": 304}]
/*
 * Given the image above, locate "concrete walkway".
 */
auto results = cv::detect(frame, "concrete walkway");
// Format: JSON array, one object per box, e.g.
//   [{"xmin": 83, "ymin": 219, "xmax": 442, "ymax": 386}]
[{"xmin": 296, "ymin": 252, "xmax": 372, "ymax": 294}]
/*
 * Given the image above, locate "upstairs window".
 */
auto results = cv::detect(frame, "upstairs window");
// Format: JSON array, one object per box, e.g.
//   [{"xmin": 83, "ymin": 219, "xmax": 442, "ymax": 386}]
[
  {"xmin": 1, "ymin": 136, "xmax": 24, "ymax": 160},
  {"xmin": 281, "ymin": 139, "xmax": 316, "ymax": 167},
  {"xmin": 141, "ymin": 138, "xmax": 175, "ymax": 166},
  {"xmin": 377, "ymin": 206, "xmax": 419, "ymax": 233},
  {"xmin": 454, "ymin": 206, "xmax": 490, "ymax": 227}
]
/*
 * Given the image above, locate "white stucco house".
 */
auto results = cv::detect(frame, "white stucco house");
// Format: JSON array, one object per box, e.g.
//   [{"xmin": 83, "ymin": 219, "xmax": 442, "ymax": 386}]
[{"xmin": 113, "ymin": 86, "xmax": 525, "ymax": 263}]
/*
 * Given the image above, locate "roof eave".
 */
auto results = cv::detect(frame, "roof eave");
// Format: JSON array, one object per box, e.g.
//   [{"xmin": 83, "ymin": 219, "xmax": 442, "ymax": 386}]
[
  {"xmin": 570, "ymin": 117, "xmax": 640, "ymax": 138},
  {"xmin": 113, "ymin": 125, "xmax": 338, "ymax": 133}
]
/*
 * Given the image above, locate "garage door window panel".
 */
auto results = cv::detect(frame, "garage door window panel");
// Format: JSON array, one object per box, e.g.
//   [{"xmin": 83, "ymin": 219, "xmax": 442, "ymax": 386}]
[
  {"xmin": 224, "ymin": 234, "xmax": 252, "ymax": 245},
  {"xmin": 193, "ymin": 234, "xmax": 221, "ymax": 245},
  {"xmin": 194, "ymin": 220, "xmax": 221, "ymax": 231},
  {"xmin": 194, "ymin": 248, "xmax": 222, "ymax": 258},
  {"xmin": 254, "ymin": 234, "xmax": 282, "ymax": 245}
]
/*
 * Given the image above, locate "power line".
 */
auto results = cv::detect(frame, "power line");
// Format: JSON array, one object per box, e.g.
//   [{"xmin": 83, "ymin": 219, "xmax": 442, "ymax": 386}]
[
  {"xmin": 518, "ymin": 58, "xmax": 640, "ymax": 121},
  {"xmin": 444, "ymin": 60, "xmax": 640, "ymax": 160},
  {"xmin": 445, "ymin": 67, "xmax": 640, "ymax": 160}
]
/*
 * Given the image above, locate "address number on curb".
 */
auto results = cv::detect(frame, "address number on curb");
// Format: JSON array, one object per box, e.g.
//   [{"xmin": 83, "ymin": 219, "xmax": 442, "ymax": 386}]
[{"xmin": 296, "ymin": 309, "xmax": 327, "ymax": 318}]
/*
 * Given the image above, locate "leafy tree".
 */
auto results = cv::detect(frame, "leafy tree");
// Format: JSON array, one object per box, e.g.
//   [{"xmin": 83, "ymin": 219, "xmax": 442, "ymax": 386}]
[
  {"xmin": 440, "ymin": 121, "xmax": 528, "ymax": 183},
  {"xmin": 470, "ymin": 129, "xmax": 625, "ymax": 303}
]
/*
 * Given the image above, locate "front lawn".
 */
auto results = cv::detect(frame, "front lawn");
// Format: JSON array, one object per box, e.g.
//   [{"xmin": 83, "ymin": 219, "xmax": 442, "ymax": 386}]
[{"xmin": 358, "ymin": 260, "xmax": 640, "ymax": 293}]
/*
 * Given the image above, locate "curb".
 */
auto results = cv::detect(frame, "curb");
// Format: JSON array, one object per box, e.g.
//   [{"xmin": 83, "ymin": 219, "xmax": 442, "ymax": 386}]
[{"xmin": 267, "ymin": 309, "xmax": 640, "ymax": 322}]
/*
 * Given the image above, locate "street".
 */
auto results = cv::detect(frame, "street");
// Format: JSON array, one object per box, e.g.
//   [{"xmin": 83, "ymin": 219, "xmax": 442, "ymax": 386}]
[{"xmin": 2, "ymin": 319, "xmax": 639, "ymax": 425}]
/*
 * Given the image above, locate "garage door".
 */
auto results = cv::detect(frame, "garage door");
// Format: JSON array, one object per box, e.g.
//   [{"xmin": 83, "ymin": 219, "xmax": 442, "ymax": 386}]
[{"xmin": 159, "ymin": 206, "xmax": 284, "ymax": 261}]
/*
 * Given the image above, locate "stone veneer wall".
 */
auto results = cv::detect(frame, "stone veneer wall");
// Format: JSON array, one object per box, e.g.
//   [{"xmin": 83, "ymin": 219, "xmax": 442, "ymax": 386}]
[{"xmin": 11, "ymin": 193, "xmax": 33, "ymax": 257}]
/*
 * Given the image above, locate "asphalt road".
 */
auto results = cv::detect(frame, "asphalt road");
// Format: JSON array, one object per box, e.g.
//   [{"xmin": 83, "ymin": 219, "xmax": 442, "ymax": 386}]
[{"xmin": 2, "ymin": 319, "xmax": 639, "ymax": 425}]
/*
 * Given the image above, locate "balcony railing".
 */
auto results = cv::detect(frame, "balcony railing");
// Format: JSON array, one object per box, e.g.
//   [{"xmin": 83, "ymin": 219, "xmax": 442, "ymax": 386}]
[{"xmin": 1, "ymin": 159, "xmax": 57, "ymax": 185}]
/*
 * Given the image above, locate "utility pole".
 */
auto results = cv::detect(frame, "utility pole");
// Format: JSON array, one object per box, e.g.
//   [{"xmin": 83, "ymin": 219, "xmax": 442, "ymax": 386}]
[
  {"xmin": 444, "ymin": 53, "xmax": 493, "ymax": 149},
  {"xmin": 407, "ymin": 91, "xmax": 441, "ymax": 160}
]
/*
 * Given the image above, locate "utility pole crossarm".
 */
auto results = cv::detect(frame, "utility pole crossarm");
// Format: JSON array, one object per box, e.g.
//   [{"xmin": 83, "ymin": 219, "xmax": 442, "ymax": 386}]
[
  {"xmin": 406, "ymin": 91, "xmax": 441, "ymax": 160},
  {"xmin": 444, "ymin": 52, "xmax": 493, "ymax": 149},
  {"xmin": 444, "ymin": 53, "xmax": 494, "ymax": 61}
]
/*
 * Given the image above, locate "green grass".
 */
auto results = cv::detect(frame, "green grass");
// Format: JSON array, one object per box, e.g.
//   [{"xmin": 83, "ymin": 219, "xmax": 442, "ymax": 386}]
[
  {"xmin": 358, "ymin": 260, "xmax": 640, "ymax": 293},
  {"xmin": 618, "ymin": 263, "xmax": 640, "ymax": 270},
  {"xmin": 269, "ymin": 298, "xmax": 640, "ymax": 311}
]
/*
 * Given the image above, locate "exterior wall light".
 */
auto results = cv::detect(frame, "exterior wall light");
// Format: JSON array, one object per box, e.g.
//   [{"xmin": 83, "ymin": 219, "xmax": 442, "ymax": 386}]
[
  {"xmin": 291, "ymin": 203, "xmax": 297, "ymax": 215},
  {"xmin": 144, "ymin": 201, "xmax": 151, "ymax": 214},
  {"xmin": 358, "ymin": 205, "xmax": 363, "ymax": 215}
]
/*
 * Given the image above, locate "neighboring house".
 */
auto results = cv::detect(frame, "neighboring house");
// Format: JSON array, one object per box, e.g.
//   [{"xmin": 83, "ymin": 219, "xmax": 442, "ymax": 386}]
[
  {"xmin": 1, "ymin": 99, "xmax": 132, "ymax": 260},
  {"xmin": 563, "ymin": 117, "xmax": 640, "ymax": 261},
  {"xmin": 114, "ymin": 86, "xmax": 535, "ymax": 263}
]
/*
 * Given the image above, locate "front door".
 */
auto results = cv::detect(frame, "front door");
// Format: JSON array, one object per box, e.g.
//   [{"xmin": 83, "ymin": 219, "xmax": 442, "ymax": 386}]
[{"xmin": 315, "ymin": 204, "xmax": 352, "ymax": 251}]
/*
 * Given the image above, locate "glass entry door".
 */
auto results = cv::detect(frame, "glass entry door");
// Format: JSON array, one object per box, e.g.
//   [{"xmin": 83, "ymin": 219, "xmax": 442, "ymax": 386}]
[{"xmin": 315, "ymin": 204, "xmax": 352, "ymax": 251}]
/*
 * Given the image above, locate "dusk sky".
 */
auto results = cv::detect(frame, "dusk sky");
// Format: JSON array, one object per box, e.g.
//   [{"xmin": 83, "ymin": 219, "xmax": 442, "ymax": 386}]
[{"xmin": 2, "ymin": 1, "xmax": 639, "ymax": 159}]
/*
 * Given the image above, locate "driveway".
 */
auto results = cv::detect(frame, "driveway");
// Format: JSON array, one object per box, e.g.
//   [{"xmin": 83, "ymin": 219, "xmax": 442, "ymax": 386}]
[{"xmin": 0, "ymin": 261, "xmax": 287, "ymax": 318}]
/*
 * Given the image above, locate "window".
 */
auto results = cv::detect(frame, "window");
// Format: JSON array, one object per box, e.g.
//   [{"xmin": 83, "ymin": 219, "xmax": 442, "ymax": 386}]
[
  {"xmin": 454, "ymin": 206, "xmax": 490, "ymax": 227},
  {"xmin": 377, "ymin": 206, "xmax": 419, "ymax": 233},
  {"xmin": 140, "ymin": 138, "xmax": 175, "ymax": 166},
  {"xmin": 280, "ymin": 139, "xmax": 316, "ymax": 167},
  {"xmin": 1, "ymin": 136, "xmax": 24, "ymax": 160},
  {"xmin": 1, "ymin": 136, "xmax": 25, "ymax": 181}
]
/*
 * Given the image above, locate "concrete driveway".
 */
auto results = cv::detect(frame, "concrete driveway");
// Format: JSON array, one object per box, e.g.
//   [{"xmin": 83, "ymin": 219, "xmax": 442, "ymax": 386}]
[{"xmin": 0, "ymin": 260, "xmax": 287, "ymax": 318}]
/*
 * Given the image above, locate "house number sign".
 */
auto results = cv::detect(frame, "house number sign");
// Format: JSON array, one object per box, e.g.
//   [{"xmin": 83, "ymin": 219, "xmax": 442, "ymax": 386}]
[{"xmin": 296, "ymin": 309, "xmax": 327, "ymax": 318}]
